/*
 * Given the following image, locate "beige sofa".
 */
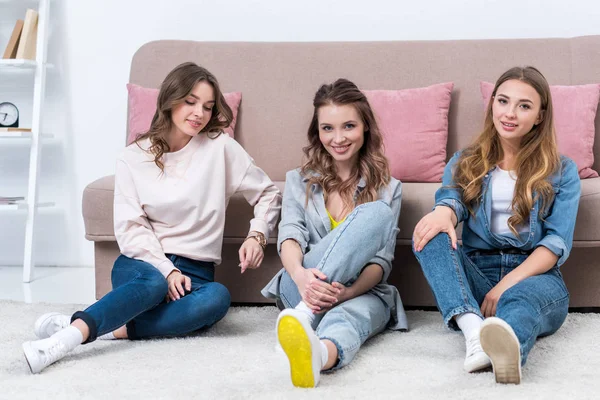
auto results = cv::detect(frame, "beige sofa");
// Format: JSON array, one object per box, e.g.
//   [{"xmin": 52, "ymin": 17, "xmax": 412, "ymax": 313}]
[{"xmin": 83, "ymin": 37, "xmax": 600, "ymax": 307}]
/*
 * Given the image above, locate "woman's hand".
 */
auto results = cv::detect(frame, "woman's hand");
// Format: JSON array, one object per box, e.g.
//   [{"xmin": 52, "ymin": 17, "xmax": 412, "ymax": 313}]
[
  {"xmin": 331, "ymin": 282, "xmax": 353, "ymax": 303},
  {"xmin": 315, "ymin": 282, "xmax": 353, "ymax": 314},
  {"xmin": 413, "ymin": 206, "xmax": 458, "ymax": 252},
  {"xmin": 166, "ymin": 270, "xmax": 191, "ymax": 302},
  {"xmin": 481, "ymin": 279, "xmax": 518, "ymax": 317},
  {"xmin": 292, "ymin": 268, "xmax": 340, "ymax": 312},
  {"xmin": 238, "ymin": 239, "xmax": 264, "ymax": 273}
]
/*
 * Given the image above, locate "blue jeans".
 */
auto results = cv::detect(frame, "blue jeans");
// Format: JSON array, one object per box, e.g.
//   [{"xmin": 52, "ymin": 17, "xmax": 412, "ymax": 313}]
[
  {"xmin": 413, "ymin": 233, "xmax": 569, "ymax": 364},
  {"xmin": 279, "ymin": 201, "xmax": 393, "ymax": 369},
  {"xmin": 72, "ymin": 254, "xmax": 231, "ymax": 343}
]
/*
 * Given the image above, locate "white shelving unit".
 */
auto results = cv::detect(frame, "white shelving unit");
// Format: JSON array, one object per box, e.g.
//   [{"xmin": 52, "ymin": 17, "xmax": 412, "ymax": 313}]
[
  {"xmin": 0, "ymin": 58, "xmax": 37, "ymax": 68},
  {"xmin": 0, "ymin": 0, "xmax": 52, "ymax": 283}
]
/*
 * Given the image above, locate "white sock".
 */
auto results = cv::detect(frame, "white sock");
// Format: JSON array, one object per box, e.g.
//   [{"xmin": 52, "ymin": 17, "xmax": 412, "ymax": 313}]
[
  {"xmin": 52, "ymin": 326, "xmax": 83, "ymax": 351},
  {"xmin": 295, "ymin": 301, "xmax": 315, "ymax": 324},
  {"xmin": 455, "ymin": 312, "xmax": 484, "ymax": 341},
  {"xmin": 319, "ymin": 340, "xmax": 328, "ymax": 369},
  {"xmin": 97, "ymin": 332, "xmax": 116, "ymax": 340}
]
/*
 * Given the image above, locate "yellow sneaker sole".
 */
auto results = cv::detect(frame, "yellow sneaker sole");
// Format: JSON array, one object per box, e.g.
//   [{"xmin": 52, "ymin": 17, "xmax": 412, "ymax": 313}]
[{"xmin": 277, "ymin": 315, "xmax": 316, "ymax": 388}]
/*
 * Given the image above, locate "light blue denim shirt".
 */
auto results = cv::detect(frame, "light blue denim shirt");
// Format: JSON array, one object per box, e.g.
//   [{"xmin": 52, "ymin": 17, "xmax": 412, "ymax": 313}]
[
  {"xmin": 262, "ymin": 168, "xmax": 408, "ymax": 330},
  {"xmin": 435, "ymin": 152, "xmax": 581, "ymax": 267}
]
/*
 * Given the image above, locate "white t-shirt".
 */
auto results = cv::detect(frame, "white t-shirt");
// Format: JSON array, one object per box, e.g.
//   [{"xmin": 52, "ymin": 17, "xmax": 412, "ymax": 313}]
[
  {"xmin": 490, "ymin": 166, "xmax": 529, "ymax": 236},
  {"xmin": 113, "ymin": 133, "xmax": 281, "ymax": 277}
]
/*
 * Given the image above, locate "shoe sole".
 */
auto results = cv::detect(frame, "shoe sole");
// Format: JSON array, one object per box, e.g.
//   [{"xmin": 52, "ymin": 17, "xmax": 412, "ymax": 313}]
[
  {"xmin": 277, "ymin": 315, "xmax": 316, "ymax": 388},
  {"xmin": 22, "ymin": 342, "xmax": 39, "ymax": 374},
  {"xmin": 34, "ymin": 312, "xmax": 65, "ymax": 339},
  {"xmin": 480, "ymin": 319, "xmax": 521, "ymax": 384}
]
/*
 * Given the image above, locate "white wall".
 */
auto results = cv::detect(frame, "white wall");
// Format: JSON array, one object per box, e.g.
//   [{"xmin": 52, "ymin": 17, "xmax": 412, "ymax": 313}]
[{"xmin": 1, "ymin": 0, "xmax": 600, "ymax": 268}]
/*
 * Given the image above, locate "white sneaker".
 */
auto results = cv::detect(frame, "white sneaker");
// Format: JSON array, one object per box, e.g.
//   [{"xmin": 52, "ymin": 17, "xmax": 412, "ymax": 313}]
[
  {"xmin": 22, "ymin": 336, "xmax": 71, "ymax": 374},
  {"xmin": 480, "ymin": 317, "xmax": 522, "ymax": 384},
  {"xmin": 276, "ymin": 309, "xmax": 322, "ymax": 388},
  {"xmin": 464, "ymin": 332, "xmax": 492, "ymax": 372},
  {"xmin": 34, "ymin": 312, "xmax": 71, "ymax": 339}
]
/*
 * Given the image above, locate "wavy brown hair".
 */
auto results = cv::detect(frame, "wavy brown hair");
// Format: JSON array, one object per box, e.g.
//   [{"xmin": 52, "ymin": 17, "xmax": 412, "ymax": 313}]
[
  {"xmin": 453, "ymin": 66, "xmax": 560, "ymax": 235},
  {"xmin": 301, "ymin": 79, "xmax": 391, "ymax": 213},
  {"xmin": 135, "ymin": 62, "xmax": 233, "ymax": 171}
]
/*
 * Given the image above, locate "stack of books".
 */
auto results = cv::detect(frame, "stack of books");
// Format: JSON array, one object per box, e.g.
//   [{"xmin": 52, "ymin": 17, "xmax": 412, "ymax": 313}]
[
  {"xmin": 0, "ymin": 196, "xmax": 25, "ymax": 205},
  {"xmin": 2, "ymin": 9, "xmax": 38, "ymax": 60}
]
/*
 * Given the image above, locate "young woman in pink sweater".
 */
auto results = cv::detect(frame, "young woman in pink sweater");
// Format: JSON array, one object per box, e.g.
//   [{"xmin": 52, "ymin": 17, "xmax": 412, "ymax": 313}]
[{"xmin": 23, "ymin": 62, "xmax": 281, "ymax": 374}]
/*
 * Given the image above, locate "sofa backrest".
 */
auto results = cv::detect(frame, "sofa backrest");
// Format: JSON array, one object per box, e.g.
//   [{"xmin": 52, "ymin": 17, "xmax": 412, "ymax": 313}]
[{"xmin": 129, "ymin": 37, "xmax": 600, "ymax": 181}]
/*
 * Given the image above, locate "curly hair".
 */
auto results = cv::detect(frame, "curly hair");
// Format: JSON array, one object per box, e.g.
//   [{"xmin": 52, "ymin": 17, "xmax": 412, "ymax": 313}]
[
  {"xmin": 301, "ymin": 78, "xmax": 390, "ymax": 213},
  {"xmin": 135, "ymin": 62, "xmax": 233, "ymax": 171}
]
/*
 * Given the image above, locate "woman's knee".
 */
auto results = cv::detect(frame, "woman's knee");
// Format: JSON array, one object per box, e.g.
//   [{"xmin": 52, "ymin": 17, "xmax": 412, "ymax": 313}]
[
  {"xmin": 357, "ymin": 201, "xmax": 394, "ymax": 228},
  {"xmin": 144, "ymin": 271, "xmax": 169, "ymax": 303},
  {"xmin": 110, "ymin": 256, "xmax": 168, "ymax": 301},
  {"xmin": 205, "ymin": 282, "xmax": 231, "ymax": 319},
  {"xmin": 413, "ymin": 232, "xmax": 453, "ymax": 260}
]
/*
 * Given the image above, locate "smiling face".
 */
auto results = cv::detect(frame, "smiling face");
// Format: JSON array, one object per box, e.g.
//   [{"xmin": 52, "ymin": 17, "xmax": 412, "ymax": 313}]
[
  {"xmin": 170, "ymin": 80, "xmax": 215, "ymax": 139},
  {"xmin": 492, "ymin": 79, "xmax": 544, "ymax": 147},
  {"xmin": 317, "ymin": 103, "xmax": 365, "ymax": 171}
]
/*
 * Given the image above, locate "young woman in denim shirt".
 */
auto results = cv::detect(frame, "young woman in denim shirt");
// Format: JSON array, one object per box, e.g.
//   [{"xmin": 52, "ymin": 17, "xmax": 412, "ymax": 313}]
[
  {"xmin": 412, "ymin": 66, "xmax": 580, "ymax": 384},
  {"xmin": 262, "ymin": 79, "xmax": 406, "ymax": 388},
  {"xmin": 23, "ymin": 62, "xmax": 281, "ymax": 374}
]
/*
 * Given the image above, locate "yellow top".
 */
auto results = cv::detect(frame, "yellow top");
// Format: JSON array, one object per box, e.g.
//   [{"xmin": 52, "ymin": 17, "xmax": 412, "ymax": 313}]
[{"xmin": 326, "ymin": 209, "xmax": 346, "ymax": 230}]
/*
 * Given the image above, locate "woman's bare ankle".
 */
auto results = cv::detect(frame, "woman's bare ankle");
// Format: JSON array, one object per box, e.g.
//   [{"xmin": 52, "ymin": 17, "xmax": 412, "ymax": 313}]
[
  {"xmin": 113, "ymin": 325, "xmax": 128, "ymax": 339},
  {"xmin": 322, "ymin": 339, "xmax": 338, "ymax": 370}
]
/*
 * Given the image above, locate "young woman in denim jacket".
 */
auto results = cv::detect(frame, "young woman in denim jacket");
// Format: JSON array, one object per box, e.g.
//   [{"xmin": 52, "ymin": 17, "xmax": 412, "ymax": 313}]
[
  {"xmin": 23, "ymin": 62, "xmax": 281, "ymax": 374},
  {"xmin": 262, "ymin": 79, "xmax": 406, "ymax": 388},
  {"xmin": 412, "ymin": 66, "xmax": 580, "ymax": 384}
]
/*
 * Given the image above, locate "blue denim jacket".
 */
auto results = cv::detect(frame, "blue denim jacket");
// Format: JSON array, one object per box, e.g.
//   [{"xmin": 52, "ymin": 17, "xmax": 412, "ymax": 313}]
[
  {"xmin": 261, "ymin": 168, "xmax": 408, "ymax": 330},
  {"xmin": 436, "ymin": 152, "xmax": 581, "ymax": 266}
]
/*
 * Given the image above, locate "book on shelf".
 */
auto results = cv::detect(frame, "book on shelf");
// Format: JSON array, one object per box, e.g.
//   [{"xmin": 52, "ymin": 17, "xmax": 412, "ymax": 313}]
[
  {"xmin": 2, "ymin": 19, "xmax": 24, "ymax": 59},
  {"xmin": 0, "ymin": 128, "xmax": 32, "ymax": 132},
  {"xmin": 0, "ymin": 196, "xmax": 25, "ymax": 205},
  {"xmin": 16, "ymin": 9, "xmax": 38, "ymax": 60}
]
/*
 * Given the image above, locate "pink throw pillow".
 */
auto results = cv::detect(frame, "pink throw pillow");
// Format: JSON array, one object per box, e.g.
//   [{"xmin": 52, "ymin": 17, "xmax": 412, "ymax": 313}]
[
  {"xmin": 480, "ymin": 81, "xmax": 600, "ymax": 179},
  {"xmin": 364, "ymin": 82, "xmax": 454, "ymax": 182},
  {"xmin": 126, "ymin": 83, "xmax": 242, "ymax": 145}
]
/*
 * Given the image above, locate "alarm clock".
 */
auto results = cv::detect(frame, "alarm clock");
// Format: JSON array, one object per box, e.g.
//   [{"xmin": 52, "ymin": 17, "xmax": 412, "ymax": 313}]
[{"xmin": 0, "ymin": 102, "xmax": 19, "ymax": 128}]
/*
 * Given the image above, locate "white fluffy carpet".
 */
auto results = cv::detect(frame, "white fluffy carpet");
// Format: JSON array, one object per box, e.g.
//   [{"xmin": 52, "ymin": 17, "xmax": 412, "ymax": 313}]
[{"xmin": 2, "ymin": 300, "xmax": 599, "ymax": 399}]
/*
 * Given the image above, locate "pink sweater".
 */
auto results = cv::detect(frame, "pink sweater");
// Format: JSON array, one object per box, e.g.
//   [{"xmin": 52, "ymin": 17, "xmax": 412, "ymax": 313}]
[{"xmin": 113, "ymin": 133, "xmax": 281, "ymax": 277}]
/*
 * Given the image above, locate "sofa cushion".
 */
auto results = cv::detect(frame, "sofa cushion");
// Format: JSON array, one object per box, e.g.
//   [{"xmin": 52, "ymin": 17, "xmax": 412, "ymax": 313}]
[
  {"xmin": 82, "ymin": 176, "xmax": 600, "ymax": 244},
  {"xmin": 126, "ymin": 83, "xmax": 242, "ymax": 145},
  {"xmin": 223, "ymin": 181, "xmax": 285, "ymax": 241},
  {"xmin": 396, "ymin": 178, "xmax": 600, "ymax": 244},
  {"xmin": 364, "ymin": 82, "xmax": 453, "ymax": 183},
  {"xmin": 574, "ymin": 177, "xmax": 600, "ymax": 242},
  {"xmin": 395, "ymin": 182, "xmax": 440, "ymax": 243},
  {"xmin": 480, "ymin": 81, "xmax": 600, "ymax": 179}
]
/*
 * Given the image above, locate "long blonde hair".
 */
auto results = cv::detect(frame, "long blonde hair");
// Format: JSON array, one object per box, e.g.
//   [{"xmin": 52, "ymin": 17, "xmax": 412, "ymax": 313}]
[
  {"xmin": 301, "ymin": 79, "xmax": 390, "ymax": 212},
  {"xmin": 136, "ymin": 62, "xmax": 233, "ymax": 171},
  {"xmin": 454, "ymin": 66, "xmax": 559, "ymax": 235}
]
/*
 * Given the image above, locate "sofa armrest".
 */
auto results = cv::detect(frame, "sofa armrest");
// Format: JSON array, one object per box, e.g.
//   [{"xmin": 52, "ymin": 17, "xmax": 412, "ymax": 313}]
[{"xmin": 82, "ymin": 175, "xmax": 116, "ymax": 242}]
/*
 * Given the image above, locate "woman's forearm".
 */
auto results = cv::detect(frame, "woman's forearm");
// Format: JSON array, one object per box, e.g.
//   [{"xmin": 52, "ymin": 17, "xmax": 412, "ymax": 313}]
[
  {"xmin": 434, "ymin": 205, "xmax": 458, "ymax": 227},
  {"xmin": 501, "ymin": 246, "xmax": 559, "ymax": 287},
  {"xmin": 344, "ymin": 263, "xmax": 384, "ymax": 300}
]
